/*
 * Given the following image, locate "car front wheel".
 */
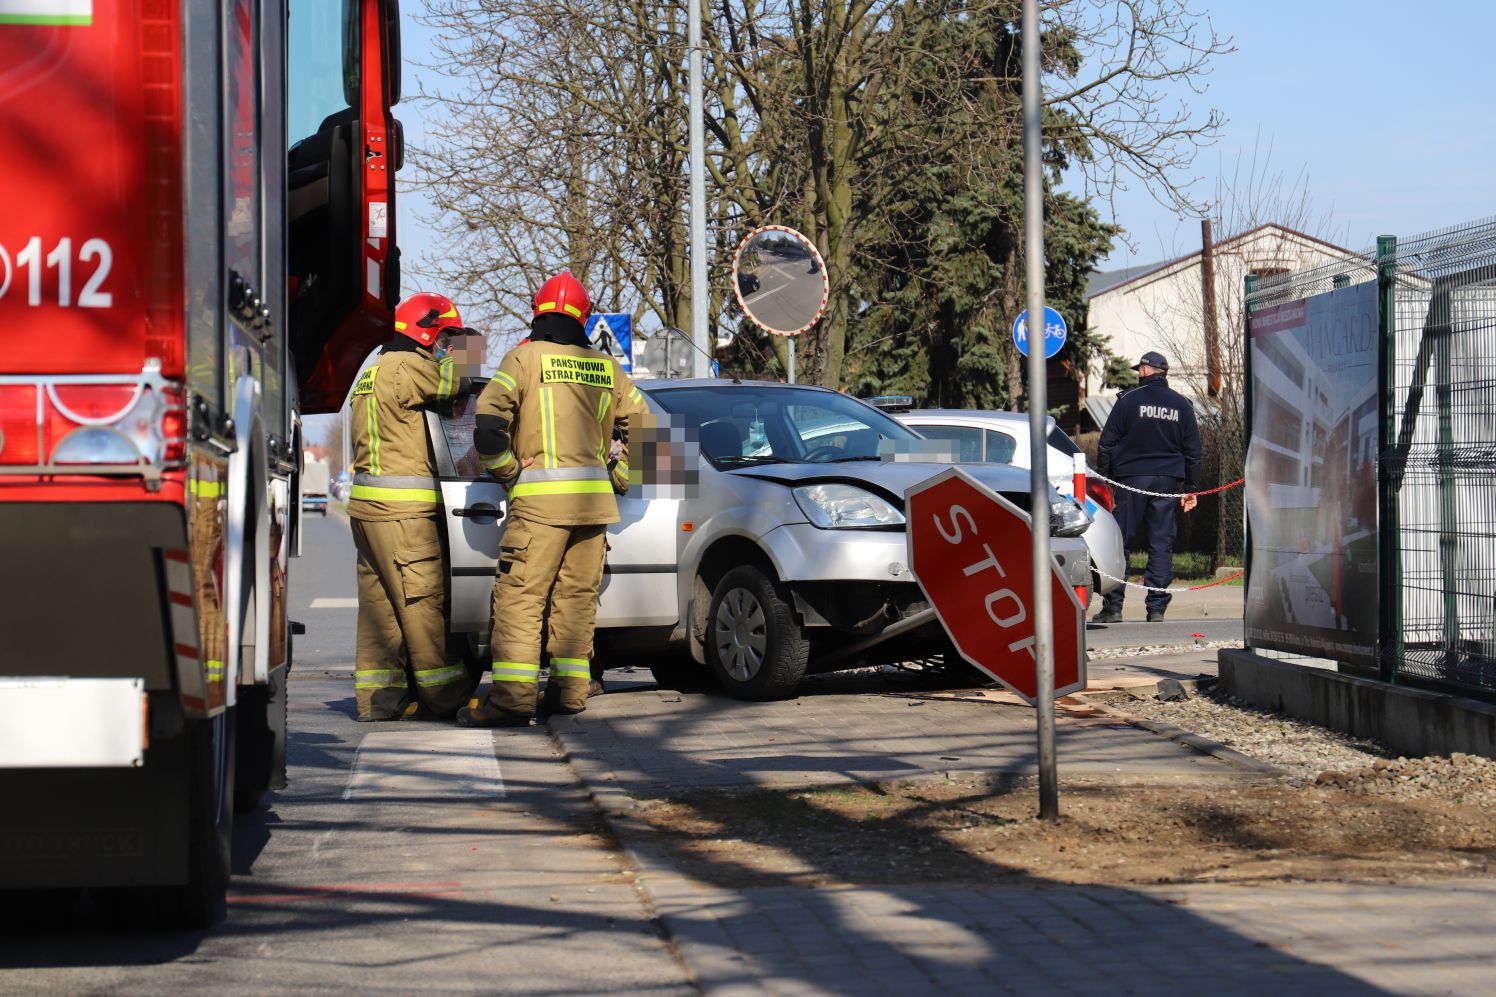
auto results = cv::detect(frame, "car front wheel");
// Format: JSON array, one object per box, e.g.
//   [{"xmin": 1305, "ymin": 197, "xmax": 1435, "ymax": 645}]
[{"xmin": 705, "ymin": 565, "xmax": 809, "ymax": 700}]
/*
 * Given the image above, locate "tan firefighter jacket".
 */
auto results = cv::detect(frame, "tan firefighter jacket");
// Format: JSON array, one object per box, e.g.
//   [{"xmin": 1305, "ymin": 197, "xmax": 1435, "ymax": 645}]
[
  {"xmin": 347, "ymin": 347, "xmax": 463, "ymax": 522},
  {"xmin": 474, "ymin": 340, "xmax": 650, "ymax": 526}
]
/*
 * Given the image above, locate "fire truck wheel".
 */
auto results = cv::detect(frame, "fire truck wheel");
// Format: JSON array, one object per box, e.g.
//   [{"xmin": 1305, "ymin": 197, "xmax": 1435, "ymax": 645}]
[
  {"xmin": 100, "ymin": 709, "xmax": 236, "ymax": 928},
  {"xmin": 235, "ymin": 673, "xmax": 286, "ymax": 813},
  {"xmin": 0, "ymin": 888, "xmax": 80, "ymax": 929},
  {"xmin": 168, "ymin": 708, "xmax": 236, "ymax": 927}
]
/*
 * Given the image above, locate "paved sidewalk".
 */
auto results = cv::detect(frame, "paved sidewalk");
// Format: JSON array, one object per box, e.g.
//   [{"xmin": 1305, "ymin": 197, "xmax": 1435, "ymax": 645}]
[
  {"xmin": 551, "ymin": 683, "xmax": 1242, "ymax": 797},
  {"xmin": 552, "ymin": 679, "xmax": 1496, "ymax": 995}
]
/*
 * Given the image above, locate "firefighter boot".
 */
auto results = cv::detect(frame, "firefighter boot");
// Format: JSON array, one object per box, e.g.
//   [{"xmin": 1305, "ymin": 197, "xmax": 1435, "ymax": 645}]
[
  {"xmin": 456, "ymin": 696, "xmax": 532, "ymax": 728},
  {"xmin": 542, "ymin": 659, "xmax": 592, "ymax": 715}
]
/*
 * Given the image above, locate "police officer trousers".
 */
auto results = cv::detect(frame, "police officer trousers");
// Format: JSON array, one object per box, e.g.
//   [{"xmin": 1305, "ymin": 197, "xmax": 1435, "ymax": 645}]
[
  {"xmin": 352, "ymin": 516, "xmax": 474, "ymax": 720},
  {"xmin": 486, "ymin": 513, "xmax": 608, "ymax": 718},
  {"xmin": 1100, "ymin": 475, "xmax": 1182, "ymax": 618}
]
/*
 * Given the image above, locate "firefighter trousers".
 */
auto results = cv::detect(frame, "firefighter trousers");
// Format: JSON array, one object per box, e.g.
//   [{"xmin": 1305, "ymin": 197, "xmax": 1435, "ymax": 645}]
[
  {"xmin": 352, "ymin": 516, "xmax": 474, "ymax": 720},
  {"xmin": 486, "ymin": 513, "xmax": 607, "ymax": 718}
]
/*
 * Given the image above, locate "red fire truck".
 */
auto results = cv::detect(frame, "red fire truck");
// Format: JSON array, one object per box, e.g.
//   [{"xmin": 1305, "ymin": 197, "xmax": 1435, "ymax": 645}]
[{"xmin": 0, "ymin": 0, "xmax": 402, "ymax": 925}]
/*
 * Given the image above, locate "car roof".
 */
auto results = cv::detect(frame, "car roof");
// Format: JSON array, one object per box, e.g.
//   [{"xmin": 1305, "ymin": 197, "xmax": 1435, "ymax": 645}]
[
  {"xmin": 899, "ymin": 409, "xmax": 1056, "ymax": 430},
  {"xmin": 638, "ymin": 378, "xmax": 838, "ymax": 393}
]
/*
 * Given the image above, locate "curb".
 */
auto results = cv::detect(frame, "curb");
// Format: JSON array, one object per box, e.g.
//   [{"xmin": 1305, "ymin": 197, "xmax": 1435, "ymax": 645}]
[
  {"xmin": 545, "ymin": 721, "xmax": 718, "ymax": 993},
  {"xmin": 1069, "ymin": 692, "xmax": 1283, "ymax": 776}
]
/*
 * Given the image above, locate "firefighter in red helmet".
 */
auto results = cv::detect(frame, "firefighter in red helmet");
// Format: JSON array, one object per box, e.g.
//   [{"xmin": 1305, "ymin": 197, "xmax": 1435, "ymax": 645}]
[
  {"xmin": 348, "ymin": 291, "xmax": 477, "ymax": 720},
  {"xmin": 459, "ymin": 273, "xmax": 650, "ymax": 726}
]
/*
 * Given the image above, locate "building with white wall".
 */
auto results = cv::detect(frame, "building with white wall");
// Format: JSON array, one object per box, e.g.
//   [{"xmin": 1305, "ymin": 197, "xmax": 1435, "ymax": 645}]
[{"xmin": 1085, "ymin": 224, "xmax": 1358, "ymax": 406}]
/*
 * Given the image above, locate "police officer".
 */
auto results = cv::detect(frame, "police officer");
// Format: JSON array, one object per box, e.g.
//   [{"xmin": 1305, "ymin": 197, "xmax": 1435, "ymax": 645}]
[
  {"xmin": 1093, "ymin": 351, "xmax": 1203, "ymax": 623},
  {"xmin": 348, "ymin": 291, "xmax": 476, "ymax": 721},
  {"xmin": 458, "ymin": 273, "xmax": 648, "ymax": 728}
]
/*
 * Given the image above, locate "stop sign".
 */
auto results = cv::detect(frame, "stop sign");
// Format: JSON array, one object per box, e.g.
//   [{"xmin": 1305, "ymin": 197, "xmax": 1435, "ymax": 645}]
[{"xmin": 905, "ymin": 467, "xmax": 1085, "ymax": 703}]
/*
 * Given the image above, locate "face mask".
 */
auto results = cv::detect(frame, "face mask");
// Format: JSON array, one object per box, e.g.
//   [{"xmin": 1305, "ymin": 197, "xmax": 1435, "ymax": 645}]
[{"xmin": 433, "ymin": 339, "xmax": 451, "ymax": 361}]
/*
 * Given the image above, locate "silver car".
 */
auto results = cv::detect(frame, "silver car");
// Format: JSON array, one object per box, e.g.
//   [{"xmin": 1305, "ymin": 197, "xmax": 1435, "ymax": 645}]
[
  {"xmin": 888, "ymin": 408, "xmax": 1126, "ymax": 604},
  {"xmin": 426, "ymin": 380, "xmax": 1092, "ymax": 700}
]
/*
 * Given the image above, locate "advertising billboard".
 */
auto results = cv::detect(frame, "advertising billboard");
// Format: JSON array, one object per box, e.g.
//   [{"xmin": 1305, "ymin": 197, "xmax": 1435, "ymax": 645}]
[{"xmin": 1245, "ymin": 282, "xmax": 1379, "ymax": 667}]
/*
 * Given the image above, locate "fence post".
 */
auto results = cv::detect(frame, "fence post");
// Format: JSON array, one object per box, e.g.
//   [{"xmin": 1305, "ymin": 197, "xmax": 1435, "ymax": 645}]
[
  {"xmin": 1376, "ymin": 234, "xmax": 1401, "ymax": 684},
  {"xmin": 1242, "ymin": 273, "xmax": 1257, "ymax": 651}
]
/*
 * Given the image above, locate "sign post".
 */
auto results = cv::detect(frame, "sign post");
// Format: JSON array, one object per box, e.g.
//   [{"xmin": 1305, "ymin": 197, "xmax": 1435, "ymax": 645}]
[
  {"xmin": 906, "ymin": 468, "xmax": 1086, "ymax": 704},
  {"xmin": 1021, "ymin": 0, "xmax": 1060, "ymax": 819}
]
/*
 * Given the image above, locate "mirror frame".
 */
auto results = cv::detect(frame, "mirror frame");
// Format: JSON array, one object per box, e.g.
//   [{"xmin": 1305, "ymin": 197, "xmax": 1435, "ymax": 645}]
[{"xmin": 731, "ymin": 225, "xmax": 829, "ymax": 337}]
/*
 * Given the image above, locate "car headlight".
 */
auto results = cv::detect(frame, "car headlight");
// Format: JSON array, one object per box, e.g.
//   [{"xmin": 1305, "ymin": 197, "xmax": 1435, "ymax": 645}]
[
  {"xmin": 793, "ymin": 484, "xmax": 906, "ymax": 529},
  {"xmin": 1050, "ymin": 496, "xmax": 1092, "ymax": 537}
]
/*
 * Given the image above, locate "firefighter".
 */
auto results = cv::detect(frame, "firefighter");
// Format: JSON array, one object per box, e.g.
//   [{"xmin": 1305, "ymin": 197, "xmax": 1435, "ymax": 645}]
[
  {"xmin": 458, "ymin": 272, "xmax": 648, "ymax": 727},
  {"xmin": 349, "ymin": 291, "xmax": 476, "ymax": 721}
]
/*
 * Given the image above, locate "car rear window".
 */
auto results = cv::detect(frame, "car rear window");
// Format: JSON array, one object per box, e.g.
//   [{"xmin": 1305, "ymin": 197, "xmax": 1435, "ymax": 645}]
[
  {"xmin": 909, "ymin": 425, "xmax": 983, "ymax": 462},
  {"xmin": 1046, "ymin": 425, "xmax": 1080, "ymax": 456}
]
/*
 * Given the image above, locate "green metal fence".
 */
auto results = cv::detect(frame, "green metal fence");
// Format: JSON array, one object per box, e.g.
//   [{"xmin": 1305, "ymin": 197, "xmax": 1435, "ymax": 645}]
[
  {"xmin": 1381, "ymin": 218, "xmax": 1496, "ymax": 697},
  {"xmin": 1245, "ymin": 216, "xmax": 1496, "ymax": 700}
]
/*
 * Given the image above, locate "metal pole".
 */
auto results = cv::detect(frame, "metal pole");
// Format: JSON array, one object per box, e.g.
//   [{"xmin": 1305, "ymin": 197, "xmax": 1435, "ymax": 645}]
[
  {"xmin": 687, "ymin": 0, "xmax": 710, "ymax": 378},
  {"xmin": 787, "ymin": 336, "xmax": 796, "ymax": 384},
  {"xmin": 1022, "ymin": 0, "xmax": 1058, "ymax": 821},
  {"xmin": 1201, "ymin": 218, "xmax": 1222, "ymax": 397}
]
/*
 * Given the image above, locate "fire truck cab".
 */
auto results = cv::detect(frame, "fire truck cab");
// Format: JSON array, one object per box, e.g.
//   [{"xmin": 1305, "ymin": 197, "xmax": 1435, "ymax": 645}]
[{"xmin": 0, "ymin": 0, "xmax": 402, "ymax": 926}]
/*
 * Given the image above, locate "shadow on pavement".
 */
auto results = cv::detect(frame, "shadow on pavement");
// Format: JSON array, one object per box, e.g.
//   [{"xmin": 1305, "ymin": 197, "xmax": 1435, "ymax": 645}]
[{"xmin": 556, "ymin": 674, "xmax": 1393, "ymax": 993}]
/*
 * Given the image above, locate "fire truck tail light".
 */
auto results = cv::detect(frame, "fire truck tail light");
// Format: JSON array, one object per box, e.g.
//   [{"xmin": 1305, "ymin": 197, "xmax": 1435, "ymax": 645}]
[
  {"xmin": 0, "ymin": 373, "xmax": 188, "ymax": 473},
  {"xmin": 0, "ymin": 387, "xmax": 41, "ymax": 465},
  {"xmin": 50, "ymin": 384, "xmax": 140, "ymax": 423},
  {"xmin": 52, "ymin": 427, "xmax": 143, "ymax": 465}
]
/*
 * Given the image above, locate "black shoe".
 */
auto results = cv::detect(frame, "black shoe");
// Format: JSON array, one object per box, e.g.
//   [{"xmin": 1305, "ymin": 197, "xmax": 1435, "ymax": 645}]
[
  {"xmin": 456, "ymin": 701, "xmax": 532, "ymax": 728},
  {"xmin": 1091, "ymin": 610, "xmax": 1122, "ymax": 624},
  {"xmin": 1146, "ymin": 611, "xmax": 1165, "ymax": 623}
]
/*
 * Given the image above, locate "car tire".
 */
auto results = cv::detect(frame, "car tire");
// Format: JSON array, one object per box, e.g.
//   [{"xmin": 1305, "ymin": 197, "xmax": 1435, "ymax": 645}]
[{"xmin": 705, "ymin": 565, "xmax": 808, "ymax": 700}]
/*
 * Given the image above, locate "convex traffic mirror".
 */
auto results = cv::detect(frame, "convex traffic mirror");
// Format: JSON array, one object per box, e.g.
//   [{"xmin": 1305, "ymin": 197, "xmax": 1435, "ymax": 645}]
[{"xmin": 731, "ymin": 225, "xmax": 829, "ymax": 337}]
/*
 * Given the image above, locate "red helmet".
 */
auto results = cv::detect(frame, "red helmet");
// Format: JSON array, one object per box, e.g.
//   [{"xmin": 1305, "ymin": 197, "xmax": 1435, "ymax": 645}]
[
  {"xmin": 533, "ymin": 272, "xmax": 591, "ymax": 326},
  {"xmin": 394, "ymin": 291, "xmax": 463, "ymax": 347}
]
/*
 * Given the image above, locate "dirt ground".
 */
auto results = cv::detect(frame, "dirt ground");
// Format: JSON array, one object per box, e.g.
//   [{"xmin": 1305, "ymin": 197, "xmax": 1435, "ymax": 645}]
[{"xmin": 633, "ymin": 775, "xmax": 1496, "ymax": 888}]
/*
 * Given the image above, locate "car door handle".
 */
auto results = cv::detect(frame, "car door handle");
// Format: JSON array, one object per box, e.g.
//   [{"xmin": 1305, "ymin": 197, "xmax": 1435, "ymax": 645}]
[{"xmin": 452, "ymin": 505, "xmax": 503, "ymax": 519}]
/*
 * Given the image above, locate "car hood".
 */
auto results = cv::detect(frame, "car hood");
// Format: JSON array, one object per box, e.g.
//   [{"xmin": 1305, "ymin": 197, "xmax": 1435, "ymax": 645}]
[{"xmin": 730, "ymin": 460, "xmax": 1052, "ymax": 506}]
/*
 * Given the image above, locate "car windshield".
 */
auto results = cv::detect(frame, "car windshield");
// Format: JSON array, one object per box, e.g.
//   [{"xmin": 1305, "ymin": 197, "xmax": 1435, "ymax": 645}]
[{"xmin": 648, "ymin": 384, "xmax": 920, "ymax": 466}]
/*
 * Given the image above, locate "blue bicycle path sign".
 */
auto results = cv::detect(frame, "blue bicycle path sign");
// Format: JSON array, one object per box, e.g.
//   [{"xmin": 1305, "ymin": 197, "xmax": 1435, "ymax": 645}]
[{"xmin": 1012, "ymin": 306, "xmax": 1068, "ymax": 359}]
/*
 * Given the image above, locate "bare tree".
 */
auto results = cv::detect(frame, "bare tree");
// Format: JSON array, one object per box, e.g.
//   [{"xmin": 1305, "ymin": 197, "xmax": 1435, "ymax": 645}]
[{"xmin": 412, "ymin": 0, "xmax": 1229, "ymax": 385}]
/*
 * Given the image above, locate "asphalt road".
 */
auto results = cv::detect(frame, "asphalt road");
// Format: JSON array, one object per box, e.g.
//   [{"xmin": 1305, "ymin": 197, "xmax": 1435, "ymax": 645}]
[{"xmin": 741, "ymin": 252, "xmax": 824, "ymax": 332}]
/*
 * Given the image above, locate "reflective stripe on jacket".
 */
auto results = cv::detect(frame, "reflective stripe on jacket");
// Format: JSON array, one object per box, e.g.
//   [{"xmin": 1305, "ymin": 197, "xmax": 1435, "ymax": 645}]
[
  {"xmin": 475, "ymin": 341, "xmax": 650, "ymax": 526},
  {"xmin": 348, "ymin": 348, "xmax": 461, "ymax": 522}
]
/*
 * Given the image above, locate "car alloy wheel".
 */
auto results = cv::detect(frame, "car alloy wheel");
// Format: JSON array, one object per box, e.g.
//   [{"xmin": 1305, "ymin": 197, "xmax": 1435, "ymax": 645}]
[
  {"xmin": 705, "ymin": 564, "xmax": 809, "ymax": 700},
  {"xmin": 713, "ymin": 586, "xmax": 768, "ymax": 682}
]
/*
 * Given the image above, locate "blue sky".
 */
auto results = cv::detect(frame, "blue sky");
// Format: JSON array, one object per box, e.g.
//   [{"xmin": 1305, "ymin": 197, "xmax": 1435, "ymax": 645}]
[
  {"xmin": 393, "ymin": 1, "xmax": 1496, "ymax": 290},
  {"xmin": 1077, "ymin": 0, "xmax": 1496, "ymax": 269}
]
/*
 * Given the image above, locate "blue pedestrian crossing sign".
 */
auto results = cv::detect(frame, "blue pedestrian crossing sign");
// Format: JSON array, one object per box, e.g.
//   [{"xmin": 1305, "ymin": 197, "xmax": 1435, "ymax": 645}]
[
  {"xmin": 1012, "ymin": 306, "xmax": 1068, "ymax": 359},
  {"xmin": 585, "ymin": 313, "xmax": 633, "ymax": 372}
]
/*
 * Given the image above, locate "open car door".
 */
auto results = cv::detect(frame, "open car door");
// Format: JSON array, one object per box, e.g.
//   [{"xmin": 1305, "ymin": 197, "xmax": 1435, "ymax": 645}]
[
  {"xmin": 425, "ymin": 382, "xmax": 682, "ymax": 667},
  {"xmin": 286, "ymin": 0, "xmax": 403, "ymax": 413}
]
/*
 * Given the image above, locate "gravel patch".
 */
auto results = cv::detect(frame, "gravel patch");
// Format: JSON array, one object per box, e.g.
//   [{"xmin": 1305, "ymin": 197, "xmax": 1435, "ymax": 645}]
[
  {"xmin": 1087, "ymin": 639, "xmax": 1241, "ymax": 660},
  {"xmin": 1100, "ymin": 686, "xmax": 1496, "ymax": 804},
  {"xmin": 1313, "ymin": 753, "xmax": 1496, "ymax": 806},
  {"xmin": 1097, "ymin": 685, "xmax": 1394, "ymax": 782}
]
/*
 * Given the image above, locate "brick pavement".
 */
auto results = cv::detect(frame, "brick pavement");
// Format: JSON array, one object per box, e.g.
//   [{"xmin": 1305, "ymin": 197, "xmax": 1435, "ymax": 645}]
[
  {"xmin": 553, "ymin": 677, "xmax": 1496, "ymax": 995},
  {"xmin": 551, "ymin": 683, "xmax": 1244, "ymax": 798}
]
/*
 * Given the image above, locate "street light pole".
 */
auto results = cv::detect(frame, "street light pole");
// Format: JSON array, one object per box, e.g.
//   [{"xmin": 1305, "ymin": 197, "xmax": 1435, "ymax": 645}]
[
  {"xmin": 1023, "ymin": 0, "xmax": 1059, "ymax": 821},
  {"xmin": 687, "ymin": 0, "xmax": 710, "ymax": 378}
]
